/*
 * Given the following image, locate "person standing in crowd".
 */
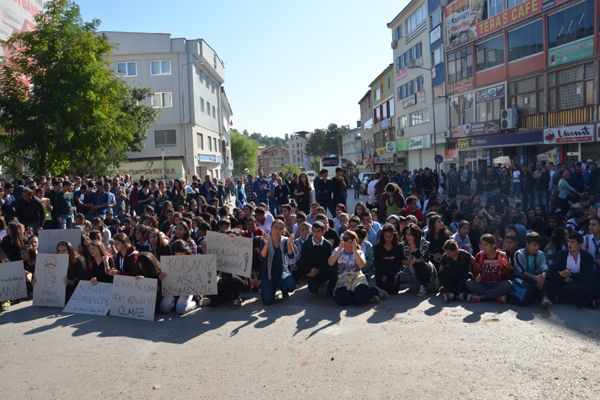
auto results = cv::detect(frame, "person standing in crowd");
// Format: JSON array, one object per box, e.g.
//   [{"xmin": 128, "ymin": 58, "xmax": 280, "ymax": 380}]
[
  {"xmin": 245, "ymin": 174, "xmax": 257, "ymax": 204},
  {"xmin": 467, "ymin": 234, "xmax": 513, "ymax": 303},
  {"xmin": 314, "ymin": 169, "xmax": 332, "ymax": 215},
  {"xmin": 273, "ymin": 176, "xmax": 290, "ymax": 215},
  {"xmin": 438, "ymin": 239, "xmax": 474, "ymax": 302},
  {"xmin": 254, "ymin": 171, "xmax": 270, "ymax": 209},
  {"xmin": 294, "ymin": 173, "xmax": 311, "ymax": 214},
  {"xmin": 366, "ymin": 172, "xmax": 380, "ymax": 209},
  {"xmin": 353, "ymin": 173, "xmax": 360, "ymax": 200},
  {"xmin": 331, "ymin": 167, "xmax": 347, "ymax": 213},
  {"xmin": 556, "ymin": 170, "xmax": 583, "ymax": 214},
  {"xmin": 14, "ymin": 188, "xmax": 45, "ymax": 233}
]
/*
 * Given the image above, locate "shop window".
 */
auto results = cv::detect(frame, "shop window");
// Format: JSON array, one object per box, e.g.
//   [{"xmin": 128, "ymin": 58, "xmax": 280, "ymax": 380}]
[
  {"xmin": 508, "ymin": 20, "xmax": 543, "ymax": 62},
  {"xmin": 548, "ymin": 63, "xmax": 595, "ymax": 111},
  {"xmin": 548, "ymin": 0, "xmax": 594, "ymax": 49},
  {"xmin": 476, "ymin": 35, "xmax": 504, "ymax": 71}
]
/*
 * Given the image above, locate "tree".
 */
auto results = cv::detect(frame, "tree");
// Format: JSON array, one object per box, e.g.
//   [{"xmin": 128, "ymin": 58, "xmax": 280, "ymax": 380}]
[
  {"xmin": 305, "ymin": 123, "xmax": 347, "ymax": 159},
  {"xmin": 231, "ymin": 129, "xmax": 258, "ymax": 176},
  {"xmin": 0, "ymin": 0, "xmax": 156, "ymax": 177},
  {"xmin": 280, "ymin": 164, "xmax": 301, "ymax": 180}
]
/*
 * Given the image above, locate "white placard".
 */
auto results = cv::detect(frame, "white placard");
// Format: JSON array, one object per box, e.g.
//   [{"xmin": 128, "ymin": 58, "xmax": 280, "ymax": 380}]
[
  {"xmin": 206, "ymin": 231, "xmax": 253, "ymax": 278},
  {"xmin": 63, "ymin": 281, "xmax": 112, "ymax": 316},
  {"xmin": 160, "ymin": 254, "xmax": 217, "ymax": 296},
  {"xmin": 110, "ymin": 275, "xmax": 157, "ymax": 321},
  {"xmin": 0, "ymin": 261, "xmax": 27, "ymax": 302},
  {"xmin": 33, "ymin": 254, "xmax": 69, "ymax": 308},
  {"xmin": 38, "ymin": 229, "xmax": 82, "ymax": 253}
]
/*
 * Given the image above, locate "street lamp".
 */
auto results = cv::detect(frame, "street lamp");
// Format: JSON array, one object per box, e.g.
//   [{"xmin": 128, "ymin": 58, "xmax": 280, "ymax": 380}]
[{"xmin": 408, "ymin": 64, "xmax": 440, "ymax": 173}]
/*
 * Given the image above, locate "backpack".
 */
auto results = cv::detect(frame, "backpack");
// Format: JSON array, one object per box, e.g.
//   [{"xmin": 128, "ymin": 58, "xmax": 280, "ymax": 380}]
[{"xmin": 508, "ymin": 277, "xmax": 535, "ymax": 306}]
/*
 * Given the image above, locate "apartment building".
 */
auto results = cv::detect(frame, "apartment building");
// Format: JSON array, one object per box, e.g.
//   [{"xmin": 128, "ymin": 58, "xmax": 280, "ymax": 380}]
[
  {"xmin": 259, "ymin": 146, "xmax": 289, "ymax": 174},
  {"xmin": 288, "ymin": 131, "xmax": 312, "ymax": 170}
]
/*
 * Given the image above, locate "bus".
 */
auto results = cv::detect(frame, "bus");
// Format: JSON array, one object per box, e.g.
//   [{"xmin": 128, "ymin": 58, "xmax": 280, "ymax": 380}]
[{"xmin": 320, "ymin": 155, "xmax": 356, "ymax": 180}]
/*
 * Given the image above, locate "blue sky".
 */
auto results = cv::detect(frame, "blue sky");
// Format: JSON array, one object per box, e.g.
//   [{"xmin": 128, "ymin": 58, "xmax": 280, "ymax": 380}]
[{"xmin": 76, "ymin": 0, "xmax": 408, "ymax": 137}]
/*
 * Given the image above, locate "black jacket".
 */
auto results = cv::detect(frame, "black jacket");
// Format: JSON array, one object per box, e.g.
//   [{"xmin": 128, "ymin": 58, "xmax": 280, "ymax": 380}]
[
  {"xmin": 550, "ymin": 249, "xmax": 597, "ymax": 283},
  {"xmin": 15, "ymin": 197, "xmax": 45, "ymax": 225},
  {"xmin": 297, "ymin": 236, "xmax": 333, "ymax": 275}
]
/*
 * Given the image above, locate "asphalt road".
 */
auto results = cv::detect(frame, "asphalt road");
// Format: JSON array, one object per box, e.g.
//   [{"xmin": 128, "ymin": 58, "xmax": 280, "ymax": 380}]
[{"xmin": 2, "ymin": 287, "xmax": 600, "ymax": 400}]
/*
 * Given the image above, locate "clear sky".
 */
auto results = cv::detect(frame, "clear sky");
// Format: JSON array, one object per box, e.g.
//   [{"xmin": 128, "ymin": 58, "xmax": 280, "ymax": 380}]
[{"xmin": 76, "ymin": 0, "xmax": 409, "ymax": 137}]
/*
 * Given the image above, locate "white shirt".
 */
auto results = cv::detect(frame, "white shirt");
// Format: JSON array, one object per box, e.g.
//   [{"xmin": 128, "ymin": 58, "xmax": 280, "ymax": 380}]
[
  {"xmin": 512, "ymin": 170, "xmax": 521, "ymax": 182},
  {"xmin": 584, "ymin": 234, "xmax": 600, "ymax": 259},
  {"xmin": 367, "ymin": 179, "xmax": 379, "ymax": 204},
  {"xmin": 566, "ymin": 253, "xmax": 581, "ymax": 282},
  {"xmin": 312, "ymin": 237, "xmax": 324, "ymax": 247},
  {"xmin": 257, "ymin": 213, "xmax": 274, "ymax": 234}
]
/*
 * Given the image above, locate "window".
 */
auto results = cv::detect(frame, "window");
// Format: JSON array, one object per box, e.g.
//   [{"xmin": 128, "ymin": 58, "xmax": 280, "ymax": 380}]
[
  {"xmin": 206, "ymin": 101, "xmax": 211, "ymax": 115},
  {"xmin": 409, "ymin": 109, "xmax": 429, "ymax": 126},
  {"xmin": 548, "ymin": 0, "xmax": 594, "ymax": 49},
  {"xmin": 154, "ymin": 130, "xmax": 176, "ymax": 147},
  {"xmin": 394, "ymin": 24, "xmax": 403, "ymax": 40},
  {"xmin": 395, "ymin": 42, "xmax": 423, "ymax": 70},
  {"xmin": 115, "ymin": 61, "xmax": 136, "ymax": 77},
  {"xmin": 447, "ymin": 47, "xmax": 473, "ymax": 83},
  {"xmin": 397, "ymin": 76, "xmax": 423, "ymax": 99},
  {"xmin": 398, "ymin": 115, "xmax": 408, "ymax": 129},
  {"xmin": 508, "ymin": 0, "xmax": 527, "ymax": 7},
  {"xmin": 430, "ymin": 7, "xmax": 441, "ymax": 28},
  {"xmin": 450, "ymin": 93, "xmax": 474, "ymax": 129},
  {"xmin": 214, "ymin": 138, "xmax": 218, "ymax": 151},
  {"xmin": 150, "ymin": 60, "xmax": 171, "ymax": 75},
  {"xmin": 206, "ymin": 79, "xmax": 210, "ymax": 89},
  {"xmin": 151, "ymin": 92, "xmax": 173, "ymax": 108},
  {"xmin": 198, "ymin": 133, "xmax": 204, "ymax": 150},
  {"xmin": 548, "ymin": 63, "xmax": 595, "ymax": 111},
  {"xmin": 476, "ymin": 35, "xmax": 504, "ymax": 71},
  {"xmin": 508, "ymin": 75, "xmax": 545, "ymax": 115},
  {"xmin": 475, "ymin": 84, "xmax": 505, "ymax": 122},
  {"xmin": 375, "ymin": 87, "xmax": 381, "ymax": 101},
  {"xmin": 208, "ymin": 136, "xmax": 212, "ymax": 151},
  {"xmin": 508, "ymin": 20, "xmax": 543, "ymax": 62},
  {"xmin": 487, "ymin": 0, "xmax": 503, "ymax": 17},
  {"xmin": 212, "ymin": 105, "xmax": 216, "ymax": 118},
  {"xmin": 432, "ymin": 47, "xmax": 442, "ymax": 66},
  {"xmin": 406, "ymin": 3, "xmax": 428, "ymax": 36},
  {"xmin": 200, "ymin": 97, "xmax": 205, "ymax": 112}
]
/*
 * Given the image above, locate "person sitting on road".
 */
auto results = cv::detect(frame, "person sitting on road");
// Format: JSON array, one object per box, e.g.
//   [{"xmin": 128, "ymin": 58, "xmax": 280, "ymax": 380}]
[
  {"xmin": 438, "ymin": 239, "xmax": 474, "ymax": 302},
  {"xmin": 373, "ymin": 223, "xmax": 402, "ymax": 296},
  {"xmin": 400, "ymin": 223, "xmax": 438, "ymax": 297},
  {"xmin": 466, "ymin": 234, "xmax": 513, "ymax": 303},
  {"xmin": 259, "ymin": 219, "xmax": 296, "ymax": 305},
  {"xmin": 513, "ymin": 232, "xmax": 551, "ymax": 308},
  {"xmin": 298, "ymin": 221, "xmax": 335, "ymax": 297}
]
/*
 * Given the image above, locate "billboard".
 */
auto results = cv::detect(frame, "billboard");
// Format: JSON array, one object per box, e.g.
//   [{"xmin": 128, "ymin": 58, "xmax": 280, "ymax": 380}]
[
  {"xmin": 444, "ymin": 0, "xmax": 483, "ymax": 50},
  {"xmin": 0, "ymin": 0, "xmax": 44, "ymax": 56}
]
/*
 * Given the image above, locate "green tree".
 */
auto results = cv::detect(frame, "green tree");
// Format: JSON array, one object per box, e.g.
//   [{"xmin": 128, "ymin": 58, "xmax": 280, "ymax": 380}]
[
  {"xmin": 305, "ymin": 123, "xmax": 347, "ymax": 158},
  {"xmin": 0, "ymin": 0, "xmax": 156, "ymax": 177},
  {"xmin": 231, "ymin": 128, "xmax": 258, "ymax": 176},
  {"xmin": 280, "ymin": 164, "xmax": 301, "ymax": 180}
]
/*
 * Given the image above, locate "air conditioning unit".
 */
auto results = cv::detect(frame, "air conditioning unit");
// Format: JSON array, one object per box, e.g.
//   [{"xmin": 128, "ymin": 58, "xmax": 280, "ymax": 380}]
[
  {"xmin": 501, "ymin": 108, "xmax": 518, "ymax": 130},
  {"xmin": 391, "ymin": 40, "xmax": 398, "ymax": 49}
]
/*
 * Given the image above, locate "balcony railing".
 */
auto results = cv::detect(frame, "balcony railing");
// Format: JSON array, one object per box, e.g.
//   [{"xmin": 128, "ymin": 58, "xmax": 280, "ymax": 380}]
[{"xmin": 517, "ymin": 105, "xmax": 597, "ymax": 130}]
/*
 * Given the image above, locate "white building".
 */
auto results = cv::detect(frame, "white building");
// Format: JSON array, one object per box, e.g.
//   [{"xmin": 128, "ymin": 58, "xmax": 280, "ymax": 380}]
[
  {"xmin": 288, "ymin": 131, "xmax": 312, "ymax": 170},
  {"xmin": 102, "ymin": 31, "xmax": 232, "ymax": 181},
  {"xmin": 342, "ymin": 127, "xmax": 362, "ymax": 165}
]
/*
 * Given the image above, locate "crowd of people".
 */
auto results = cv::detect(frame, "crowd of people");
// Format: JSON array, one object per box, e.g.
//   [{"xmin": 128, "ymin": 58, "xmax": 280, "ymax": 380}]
[{"xmin": 1, "ymin": 157, "xmax": 599, "ymax": 316}]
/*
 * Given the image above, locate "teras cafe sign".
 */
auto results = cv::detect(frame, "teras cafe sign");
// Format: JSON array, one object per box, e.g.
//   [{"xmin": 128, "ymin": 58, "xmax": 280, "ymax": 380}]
[
  {"xmin": 543, "ymin": 124, "xmax": 595, "ymax": 145},
  {"xmin": 477, "ymin": 0, "xmax": 541, "ymax": 37}
]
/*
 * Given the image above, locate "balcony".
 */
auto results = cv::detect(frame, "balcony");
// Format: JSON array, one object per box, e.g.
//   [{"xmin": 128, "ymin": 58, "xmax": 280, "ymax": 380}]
[
  {"xmin": 517, "ymin": 105, "xmax": 597, "ymax": 130},
  {"xmin": 373, "ymin": 118, "xmax": 395, "ymax": 132}
]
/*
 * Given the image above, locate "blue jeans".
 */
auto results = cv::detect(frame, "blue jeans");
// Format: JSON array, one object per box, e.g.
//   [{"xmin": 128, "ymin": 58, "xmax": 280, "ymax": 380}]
[
  {"xmin": 512, "ymin": 182, "xmax": 521, "ymax": 197},
  {"xmin": 535, "ymin": 189, "xmax": 548, "ymax": 211},
  {"xmin": 59, "ymin": 215, "xmax": 73, "ymax": 229},
  {"xmin": 261, "ymin": 274, "xmax": 295, "ymax": 305}
]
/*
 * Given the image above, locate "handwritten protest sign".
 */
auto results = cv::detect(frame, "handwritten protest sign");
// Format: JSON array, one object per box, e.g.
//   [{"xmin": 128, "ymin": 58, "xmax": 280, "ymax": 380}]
[
  {"xmin": 110, "ymin": 275, "xmax": 157, "ymax": 321},
  {"xmin": 33, "ymin": 254, "xmax": 69, "ymax": 308},
  {"xmin": 161, "ymin": 254, "xmax": 217, "ymax": 296},
  {"xmin": 0, "ymin": 261, "xmax": 27, "ymax": 302},
  {"xmin": 38, "ymin": 229, "xmax": 82, "ymax": 253},
  {"xmin": 63, "ymin": 281, "xmax": 112, "ymax": 316},
  {"xmin": 206, "ymin": 231, "xmax": 252, "ymax": 278}
]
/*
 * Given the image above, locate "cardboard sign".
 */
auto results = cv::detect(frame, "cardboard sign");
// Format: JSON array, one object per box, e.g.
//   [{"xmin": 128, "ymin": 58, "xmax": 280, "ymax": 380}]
[
  {"xmin": 38, "ymin": 229, "xmax": 82, "ymax": 254},
  {"xmin": 206, "ymin": 231, "xmax": 253, "ymax": 278},
  {"xmin": 63, "ymin": 281, "xmax": 112, "ymax": 316},
  {"xmin": 110, "ymin": 275, "xmax": 157, "ymax": 321},
  {"xmin": 32, "ymin": 254, "xmax": 69, "ymax": 308},
  {"xmin": 0, "ymin": 261, "xmax": 27, "ymax": 302},
  {"xmin": 160, "ymin": 254, "xmax": 217, "ymax": 296}
]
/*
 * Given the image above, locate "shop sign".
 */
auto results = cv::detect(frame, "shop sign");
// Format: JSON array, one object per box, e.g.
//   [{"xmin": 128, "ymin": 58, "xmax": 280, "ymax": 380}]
[
  {"xmin": 445, "ymin": 0, "xmax": 483, "ymax": 50},
  {"xmin": 197, "ymin": 153, "xmax": 223, "ymax": 163},
  {"xmin": 477, "ymin": 0, "xmax": 541, "ymax": 37},
  {"xmin": 444, "ymin": 149, "xmax": 458, "ymax": 160},
  {"xmin": 543, "ymin": 125, "xmax": 595, "ymax": 145},
  {"xmin": 457, "ymin": 139, "xmax": 470, "ymax": 151},
  {"xmin": 548, "ymin": 37, "xmax": 594, "ymax": 68},
  {"xmin": 452, "ymin": 124, "xmax": 471, "ymax": 138},
  {"xmin": 115, "ymin": 159, "xmax": 185, "ymax": 180},
  {"xmin": 409, "ymin": 135, "xmax": 431, "ymax": 150},
  {"xmin": 374, "ymin": 155, "xmax": 394, "ymax": 164},
  {"xmin": 376, "ymin": 147, "xmax": 386, "ymax": 156},
  {"xmin": 385, "ymin": 141, "xmax": 395, "ymax": 152},
  {"xmin": 469, "ymin": 130, "xmax": 543, "ymax": 148},
  {"xmin": 470, "ymin": 121, "xmax": 501, "ymax": 136},
  {"xmin": 395, "ymin": 139, "xmax": 411, "ymax": 152},
  {"xmin": 451, "ymin": 79, "xmax": 474, "ymax": 95}
]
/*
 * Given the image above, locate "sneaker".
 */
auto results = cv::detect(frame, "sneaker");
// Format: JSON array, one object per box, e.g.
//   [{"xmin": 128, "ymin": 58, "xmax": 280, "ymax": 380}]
[
  {"xmin": 376, "ymin": 287, "xmax": 390, "ymax": 300},
  {"xmin": 541, "ymin": 296, "xmax": 552, "ymax": 309},
  {"xmin": 442, "ymin": 293, "xmax": 450, "ymax": 303},
  {"xmin": 468, "ymin": 295, "xmax": 481, "ymax": 303},
  {"xmin": 417, "ymin": 285, "xmax": 427, "ymax": 297},
  {"xmin": 231, "ymin": 298, "xmax": 242, "ymax": 308},
  {"xmin": 0, "ymin": 300, "xmax": 9, "ymax": 312},
  {"xmin": 496, "ymin": 295, "xmax": 507, "ymax": 304},
  {"xmin": 199, "ymin": 297, "xmax": 211, "ymax": 307},
  {"xmin": 281, "ymin": 292, "xmax": 290, "ymax": 300}
]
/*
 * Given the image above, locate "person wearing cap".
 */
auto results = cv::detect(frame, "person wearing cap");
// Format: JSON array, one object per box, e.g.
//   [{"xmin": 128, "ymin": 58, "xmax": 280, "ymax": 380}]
[
  {"xmin": 298, "ymin": 220, "xmax": 336, "ymax": 296},
  {"xmin": 556, "ymin": 170, "xmax": 582, "ymax": 213}
]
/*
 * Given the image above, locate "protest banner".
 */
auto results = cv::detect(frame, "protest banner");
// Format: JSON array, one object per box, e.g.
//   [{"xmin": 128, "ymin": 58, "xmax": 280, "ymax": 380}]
[
  {"xmin": 206, "ymin": 231, "xmax": 252, "ymax": 278},
  {"xmin": 63, "ymin": 281, "xmax": 112, "ymax": 316},
  {"xmin": 161, "ymin": 254, "xmax": 217, "ymax": 296},
  {"xmin": 33, "ymin": 254, "xmax": 69, "ymax": 307},
  {"xmin": 38, "ymin": 229, "xmax": 82, "ymax": 253},
  {"xmin": 110, "ymin": 275, "xmax": 157, "ymax": 321},
  {"xmin": 0, "ymin": 261, "xmax": 27, "ymax": 302}
]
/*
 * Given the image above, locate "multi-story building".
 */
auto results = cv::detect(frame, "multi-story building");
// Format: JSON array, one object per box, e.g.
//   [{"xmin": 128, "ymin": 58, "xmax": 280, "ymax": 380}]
[
  {"xmin": 341, "ymin": 126, "xmax": 363, "ymax": 165},
  {"xmin": 0, "ymin": 0, "xmax": 44, "ymax": 47},
  {"xmin": 220, "ymin": 88, "xmax": 234, "ymax": 178},
  {"xmin": 258, "ymin": 146, "xmax": 289, "ymax": 174},
  {"xmin": 388, "ymin": 0, "xmax": 448, "ymax": 172},
  {"xmin": 288, "ymin": 131, "xmax": 312, "ymax": 170},
  {"xmin": 443, "ymin": 0, "xmax": 600, "ymax": 170},
  {"xmin": 369, "ymin": 64, "xmax": 398, "ymax": 172},
  {"xmin": 103, "ymin": 31, "xmax": 231, "ymax": 181},
  {"xmin": 358, "ymin": 90, "xmax": 375, "ymax": 171}
]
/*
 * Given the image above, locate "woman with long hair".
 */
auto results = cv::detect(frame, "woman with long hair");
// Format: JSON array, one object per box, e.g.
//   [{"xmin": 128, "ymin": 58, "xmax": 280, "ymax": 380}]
[
  {"xmin": 401, "ymin": 223, "xmax": 438, "ymax": 297},
  {"xmin": 1, "ymin": 221, "xmax": 25, "ymax": 261},
  {"xmin": 159, "ymin": 239, "xmax": 198, "ymax": 315},
  {"xmin": 425, "ymin": 214, "xmax": 451, "ymax": 268},
  {"xmin": 353, "ymin": 201, "xmax": 367, "ymax": 219},
  {"xmin": 171, "ymin": 179, "xmax": 187, "ymax": 210},
  {"xmin": 259, "ymin": 219, "xmax": 296, "ymax": 305},
  {"xmin": 328, "ymin": 230, "xmax": 380, "ymax": 305},
  {"xmin": 85, "ymin": 240, "xmax": 114, "ymax": 284},
  {"xmin": 294, "ymin": 173, "xmax": 311, "ymax": 214},
  {"xmin": 21, "ymin": 245, "xmax": 37, "ymax": 298},
  {"xmin": 135, "ymin": 252, "xmax": 165, "ymax": 313},
  {"xmin": 377, "ymin": 183, "xmax": 405, "ymax": 221},
  {"xmin": 169, "ymin": 220, "xmax": 197, "ymax": 254},
  {"xmin": 57, "ymin": 241, "xmax": 86, "ymax": 301},
  {"xmin": 148, "ymin": 228, "xmax": 170, "ymax": 261},
  {"xmin": 110, "ymin": 233, "xmax": 139, "ymax": 277},
  {"xmin": 373, "ymin": 223, "xmax": 402, "ymax": 295}
]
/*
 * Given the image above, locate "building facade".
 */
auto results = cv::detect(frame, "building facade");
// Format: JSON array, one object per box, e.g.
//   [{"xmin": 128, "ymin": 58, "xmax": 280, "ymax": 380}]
[
  {"xmin": 388, "ymin": 0, "xmax": 448, "ymax": 172},
  {"xmin": 103, "ymin": 31, "xmax": 231, "ymax": 181},
  {"xmin": 443, "ymin": 0, "xmax": 600, "ymax": 171},
  {"xmin": 258, "ymin": 146, "xmax": 289, "ymax": 174},
  {"xmin": 358, "ymin": 90, "xmax": 375, "ymax": 171},
  {"xmin": 0, "ymin": 0, "xmax": 44, "ymax": 47},
  {"xmin": 341, "ymin": 126, "xmax": 363, "ymax": 165},
  {"xmin": 288, "ymin": 131, "xmax": 312, "ymax": 170}
]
